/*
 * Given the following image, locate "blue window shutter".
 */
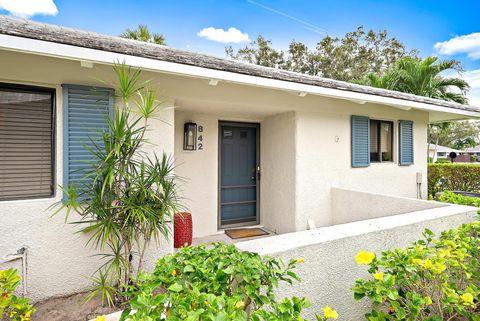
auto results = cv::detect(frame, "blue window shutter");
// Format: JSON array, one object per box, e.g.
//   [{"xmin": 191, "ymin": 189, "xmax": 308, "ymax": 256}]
[
  {"xmin": 399, "ymin": 120, "xmax": 414, "ymax": 166},
  {"xmin": 351, "ymin": 115, "xmax": 370, "ymax": 167},
  {"xmin": 62, "ymin": 85, "xmax": 114, "ymax": 195}
]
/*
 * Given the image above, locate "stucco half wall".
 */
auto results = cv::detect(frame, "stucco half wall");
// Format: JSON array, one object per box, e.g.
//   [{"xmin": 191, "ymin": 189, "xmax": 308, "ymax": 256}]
[
  {"xmin": 331, "ymin": 188, "xmax": 445, "ymax": 224},
  {"xmin": 236, "ymin": 203, "xmax": 477, "ymax": 320}
]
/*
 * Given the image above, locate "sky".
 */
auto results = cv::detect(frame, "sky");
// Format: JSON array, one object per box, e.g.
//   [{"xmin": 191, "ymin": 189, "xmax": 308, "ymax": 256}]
[{"xmin": 1, "ymin": 0, "xmax": 480, "ymax": 105}]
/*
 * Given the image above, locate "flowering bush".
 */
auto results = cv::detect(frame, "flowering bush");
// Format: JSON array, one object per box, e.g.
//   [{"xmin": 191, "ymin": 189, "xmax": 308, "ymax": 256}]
[
  {"xmin": 352, "ymin": 223, "xmax": 480, "ymax": 320},
  {"xmin": 120, "ymin": 243, "xmax": 337, "ymax": 320},
  {"xmin": 0, "ymin": 269, "xmax": 34, "ymax": 321}
]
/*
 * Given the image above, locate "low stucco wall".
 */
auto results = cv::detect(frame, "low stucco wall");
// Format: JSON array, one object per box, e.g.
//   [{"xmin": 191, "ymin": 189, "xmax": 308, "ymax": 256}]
[
  {"xmin": 236, "ymin": 203, "xmax": 477, "ymax": 320},
  {"xmin": 331, "ymin": 188, "xmax": 445, "ymax": 225}
]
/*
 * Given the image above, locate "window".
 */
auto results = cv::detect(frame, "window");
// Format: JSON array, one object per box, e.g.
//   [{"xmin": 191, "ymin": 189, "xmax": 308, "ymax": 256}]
[
  {"xmin": 369, "ymin": 120, "xmax": 393, "ymax": 163},
  {"xmin": 352, "ymin": 115, "xmax": 413, "ymax": 168},
  {"xmin": 0, "ymin": 84, "xmax": 55, "ymax": 201}
]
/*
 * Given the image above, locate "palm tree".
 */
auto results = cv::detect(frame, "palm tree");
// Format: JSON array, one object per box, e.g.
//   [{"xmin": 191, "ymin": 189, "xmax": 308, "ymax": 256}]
[
  {"xmin": 120, "ymin": 25, "xmax": 166, "ymax": 45},
  {"xmin": 360, "ymin": 56, "xmax": 470, "ymax": 161},
  {"xmin": 361, "ymin": 56, "xmax": 470, "ymax": 104}
]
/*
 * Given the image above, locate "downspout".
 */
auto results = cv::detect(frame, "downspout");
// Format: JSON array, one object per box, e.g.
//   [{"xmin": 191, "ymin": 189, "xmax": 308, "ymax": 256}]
[{"xmin": 1, "ymin": 247, "xmax": 28, "ymax": 296}]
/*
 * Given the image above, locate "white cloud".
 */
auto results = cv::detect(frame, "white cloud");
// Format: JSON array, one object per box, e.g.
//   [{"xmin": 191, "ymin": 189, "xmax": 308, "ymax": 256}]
[
  {"xmin": 0, "ymin": 0, "xmax": 58, "ymax": 18},
  {"xmin": 462, "ymin": 69, "xmax": 480, "ymax": 106},
  {"xmin": 197, "ymin": 27, "xmax": 250, "ymax": 44},
  {"xmin": 434, "ymin": 33, "xmax": 480, "ymax": 60}
]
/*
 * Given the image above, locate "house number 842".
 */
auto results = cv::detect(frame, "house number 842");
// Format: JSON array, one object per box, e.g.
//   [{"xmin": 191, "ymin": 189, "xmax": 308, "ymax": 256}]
[{"xmin": 197, "ymin": 125, "xmax": 204, "ymax": 150}]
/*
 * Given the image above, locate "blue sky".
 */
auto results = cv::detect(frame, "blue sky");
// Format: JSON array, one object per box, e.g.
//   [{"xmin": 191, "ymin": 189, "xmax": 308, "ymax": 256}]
[{"xmin": 2, "ymin": 0, "xmax": 480, "ymax": 104}]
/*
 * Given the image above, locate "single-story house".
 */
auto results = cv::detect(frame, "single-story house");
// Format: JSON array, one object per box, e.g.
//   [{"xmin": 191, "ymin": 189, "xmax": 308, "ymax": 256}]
[
  {"xmin": 1, "ymin": 15, "xmax": 480, "ymax": 302},
  {"xmin": 463, "ymin": 145, "xmax": 480, "ymax": 161},
  {"xmin": 428, "ymin": 144, "xmax": 462, "ymax": 162}
]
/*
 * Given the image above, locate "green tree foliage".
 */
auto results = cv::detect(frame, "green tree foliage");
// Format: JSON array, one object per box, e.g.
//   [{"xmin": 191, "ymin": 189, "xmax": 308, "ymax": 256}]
[
  {"xmin": 226, "ymin": 26, "xmax": 415, "ymax": 82},
  {"xmin": 435, "ymin": 120, "xmax": 480, "ymax": 149},
  {"xmin": 121, "ymin": 25, "xmax": 166, "ymax": 45},
  {"xmin": 360, "ymin": 56, "xmax": 471, "ymax": 156},
  {"xmin": 360, "ymin": 56, "xmax": 470, "ymax": 104}
]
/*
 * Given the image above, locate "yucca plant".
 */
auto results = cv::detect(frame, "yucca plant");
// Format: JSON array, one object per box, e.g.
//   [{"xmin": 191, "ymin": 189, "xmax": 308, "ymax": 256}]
[{"xmin": 52, "ymin": 63, "xmax": 182, "ymax": 306}]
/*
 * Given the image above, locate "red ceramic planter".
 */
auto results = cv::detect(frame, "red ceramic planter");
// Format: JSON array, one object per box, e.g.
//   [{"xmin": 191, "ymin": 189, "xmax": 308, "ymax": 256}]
[{"xmin": 173, "ymin": 212, "xmax": 193, "ymax": 248}]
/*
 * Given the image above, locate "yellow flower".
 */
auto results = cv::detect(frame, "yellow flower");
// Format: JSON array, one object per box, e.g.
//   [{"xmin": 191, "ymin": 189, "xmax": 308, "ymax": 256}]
[
  {"xmin": 322, "ymin": 306, "xmax": 338, "ymax": 319},
  {"xmin": 461, "ymin": 293, "xmax": 474, "ymax": 305},
  {"xmin": 373, "ymin": 271, "xmax": 384, "ymax": 281},
  {"xmin": 20, "ymin": 311, "xmax": 32, "ymax": 321},
  {"xmin": 235, "ymin": 301, "xmax": 245, "ymax": 309},
  {"xmin": 355, "ymin": 251, "xmax": 375, "ymax": 265},
  {"xmin": 423, "ymin": 259, "xmax": 434, "ymax": 269},
  {"xmin": 171, "ymin": 269, "xmax": 177, "ymax": 277},
  {"xmin": 94, "ymin": 316, "xmax": 106, "ymax": 321},
  {"xmin": 296, "ymin": 258, "xmax": 305, "ymax": 264},
  {"xmin": 424, "ymin": 296, "xmax": 433, "ymax": 305}
]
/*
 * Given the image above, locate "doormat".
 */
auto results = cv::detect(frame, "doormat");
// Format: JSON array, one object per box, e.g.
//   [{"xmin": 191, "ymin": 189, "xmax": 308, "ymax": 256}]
[{"xmin": 225, "ymin": 228, "xmax": 269, "ymax": 239}]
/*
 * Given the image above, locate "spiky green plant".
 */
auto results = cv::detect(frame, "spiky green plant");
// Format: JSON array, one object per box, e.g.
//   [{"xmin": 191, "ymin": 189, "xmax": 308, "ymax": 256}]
[{"xmin": 52, "ymin": 63, "xmax": 182, "ymax": 306}]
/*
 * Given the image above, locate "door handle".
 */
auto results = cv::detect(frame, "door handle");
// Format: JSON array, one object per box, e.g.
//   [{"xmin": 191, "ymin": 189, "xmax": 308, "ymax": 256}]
[{"xmin": 257, "ymin": 165, "xmax": 261, "ymax": 181}]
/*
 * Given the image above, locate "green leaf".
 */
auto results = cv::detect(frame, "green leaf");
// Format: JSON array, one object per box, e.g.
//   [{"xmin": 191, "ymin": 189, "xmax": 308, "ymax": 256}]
[{"xmin": 168, "ymin": 283, "xmax": 183, "ymax": 293}]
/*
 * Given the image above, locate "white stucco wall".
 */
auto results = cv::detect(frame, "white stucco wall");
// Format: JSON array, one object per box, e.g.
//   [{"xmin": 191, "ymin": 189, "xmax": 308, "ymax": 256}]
[
  {"xmin": 237, "ymin": 204, "xmax": 477, "ymax": 320},
  {"xmin": 0, "ymin": 55, "xmax": 174, "ymax": 302},
  {"xmin": 260, "ymin": 112, "xmax": 297, "ymax": 234},
  {"xmin": 174, "ymin": 100, "xmax": 430, "ymax": 236},
  {"xmin": 331, "ymin": 188, "xmax": 445, "ymax": 224},
  {"xmin": 294, "ymin": 104, "xmax": 429, "ymax": 230},
  {"xmin": 174, "ymin": 111, "xmax": 265, "ymax": 237}
]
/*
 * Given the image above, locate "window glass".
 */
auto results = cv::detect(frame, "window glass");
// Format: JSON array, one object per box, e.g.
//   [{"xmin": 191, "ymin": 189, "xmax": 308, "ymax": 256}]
[
  {"xmin": 380, "ymin": 122, "xmax": 393, "ymax": 161},
  {"xmin": 0, "ymin": 85, "xmax": 54, "ymax": 201},
  {"xmin": 369, "ymin": 120, "xmax": 394, "ymax": 163},
  {"xmin": 369, "ymin": 121, "xmax": 379, "ymax": 162}
]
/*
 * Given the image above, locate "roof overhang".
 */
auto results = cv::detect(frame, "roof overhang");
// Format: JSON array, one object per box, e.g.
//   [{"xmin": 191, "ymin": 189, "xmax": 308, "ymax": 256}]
[{"xmin": 0, "ymin": 33, "xmax": 479, "ymax": 122}]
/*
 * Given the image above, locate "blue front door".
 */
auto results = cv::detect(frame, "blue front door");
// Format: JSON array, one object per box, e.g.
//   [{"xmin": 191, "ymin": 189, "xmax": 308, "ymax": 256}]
[{"xmin": 219, "ymin": 122, "xmax": 259, "ymax": 226}]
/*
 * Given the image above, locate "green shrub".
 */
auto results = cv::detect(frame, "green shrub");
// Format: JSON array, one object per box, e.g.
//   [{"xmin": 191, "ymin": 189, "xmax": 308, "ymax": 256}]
[
  {"xmin": 428, "ymin": 163, "xmax": 480, "ymax": 197},
  {"xmin": 435, "ymin": 158, "xmax": 451, "ymax": 164},
  {"xmin": 352, "ymin": 223, "xmax": 480, "ymax": 321},
  {"xmin": 0, "ymin": 269, "xmax": 35, "ymax": 321},
  {"xmin": 437, "ymin": 191, "xmax": 480, "ymax": 207},
  {"xmin": 120, "ymin": 243, "xmax": 338, "ymax": 321}
]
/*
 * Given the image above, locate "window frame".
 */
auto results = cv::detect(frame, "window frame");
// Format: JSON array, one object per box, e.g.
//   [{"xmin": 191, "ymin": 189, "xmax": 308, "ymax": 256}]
[
  {"xmin": 369, "ymin": 119, "xmax": 395, "ymax": 164},
  {"xmin": 0, "ymin": 82, "xmax": 56, "ymax": 201}
]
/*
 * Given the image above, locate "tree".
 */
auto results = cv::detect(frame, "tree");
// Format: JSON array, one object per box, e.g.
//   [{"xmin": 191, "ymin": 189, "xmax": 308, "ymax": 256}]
[
  {"xmin": 120, "ymin": 25, "xmax": 166, "ymax": 45},
  {"xmin": 360, "ymin": 56, "xmax": 470, "ymax": 104},
  {"xmin": 225, "ymin": 35, "xmax": 284, "ymax": 68},
  {"xmin": 436, "ymin": 120, "xmax": 480, "ymax": 149},
  {"xmin": 359, "ymin": 56, "xmax": 471, "ymax": 158},
  {"xmin": 226, "ymin": 26, "xmax": 416, "ymax": 81}
]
